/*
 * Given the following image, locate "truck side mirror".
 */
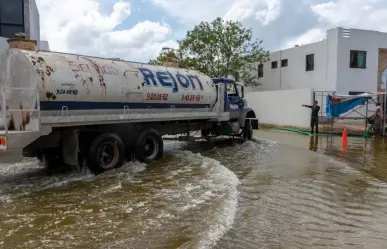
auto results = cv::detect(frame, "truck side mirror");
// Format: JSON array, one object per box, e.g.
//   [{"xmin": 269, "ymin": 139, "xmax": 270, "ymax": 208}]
[{"xmin": 241, "ymin": 86, "xmax": 244, "ymax": 98}]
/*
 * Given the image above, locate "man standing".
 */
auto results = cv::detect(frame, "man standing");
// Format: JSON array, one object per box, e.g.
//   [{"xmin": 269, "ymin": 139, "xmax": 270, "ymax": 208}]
[
  {"xmin": 374, "ymin": 102, "xmax": 383, "ymax": 136},
  {"xmin": 302, "ymin": 101, "xmax": 320, "ymax": 134}
]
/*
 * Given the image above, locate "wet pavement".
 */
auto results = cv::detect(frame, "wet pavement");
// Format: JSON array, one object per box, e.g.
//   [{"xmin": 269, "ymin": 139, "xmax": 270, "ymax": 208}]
[{"xmin": 0, "ymin": 130, "xmax": 387, "ymax": 248}]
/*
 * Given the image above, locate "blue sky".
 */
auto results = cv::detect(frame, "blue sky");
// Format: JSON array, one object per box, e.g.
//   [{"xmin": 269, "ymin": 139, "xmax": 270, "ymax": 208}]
[{"xmin": 36, "ymin": 0, "xmax": 387, "ymax": 62}]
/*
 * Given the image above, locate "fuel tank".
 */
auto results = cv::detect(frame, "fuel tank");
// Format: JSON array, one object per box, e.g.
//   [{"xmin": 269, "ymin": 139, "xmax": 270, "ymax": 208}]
[{"xmin": 0, "ymin": 49, "xmax": 218, "ymax": 130}]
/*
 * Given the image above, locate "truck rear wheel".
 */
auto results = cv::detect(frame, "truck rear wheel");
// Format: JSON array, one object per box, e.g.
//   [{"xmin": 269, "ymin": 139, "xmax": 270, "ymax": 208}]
[
  {"xmin": 134, "ymin": 129, "xmax": 163, "ymax": 163},
  {"xmin": 87, "ymin": 133, "xmax": 125, "ymax": 174}
]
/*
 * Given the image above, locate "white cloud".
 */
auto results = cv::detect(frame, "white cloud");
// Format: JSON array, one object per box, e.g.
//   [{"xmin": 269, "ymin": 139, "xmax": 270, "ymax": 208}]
[
  {"xmin": 34, "ymin": 0, "xmax": 284, "ymax": 62},
  {"xmin": 150, "ymin": 0, "xmax": 281, "ymax": 24},
  {"xmin": 255, "ymin": 0, "xmax": 280, "ymax": 25},
  {"xmin": 150, "ymin": 0, "xmax": 237, "ymax": 24},
  {"xmin": 311, "ymin": 0, "xmax": 387, "ymax": 32},
  {"xmin": 36, "ymin": 0, "xmax": 176, "ymax": 62},
  {"xmin": 281, "ymin": 28, "xmax": 326, "ymax": 49},
  {"xmin": 224, "ymin": 1, "xmax": 256, "ymax": 22},
  {"xmin": 274, "ymin": 0, "xmax": 387, "ymax": 52}
]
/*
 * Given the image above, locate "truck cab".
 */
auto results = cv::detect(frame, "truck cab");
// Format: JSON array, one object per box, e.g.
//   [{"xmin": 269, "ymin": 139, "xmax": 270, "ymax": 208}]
[{"xmin": 209, "ymin": 78, "xmax": 258, "ymax": 139}]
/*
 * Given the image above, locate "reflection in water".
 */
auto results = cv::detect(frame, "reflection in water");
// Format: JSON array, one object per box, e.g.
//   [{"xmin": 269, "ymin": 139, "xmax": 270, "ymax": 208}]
[
  {"xmin": 309, "ymin": 135, "xmax": 319, "ymax": 152},
  {"xmin": 214, "ymin": 132, "xmax": 387, "ymax": 249}
]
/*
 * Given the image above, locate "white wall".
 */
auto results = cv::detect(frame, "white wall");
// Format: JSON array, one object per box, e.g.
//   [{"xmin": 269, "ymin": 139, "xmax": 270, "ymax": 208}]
[
  {"xmin": 336, "ymin": 28, "xmax": 387, "ymax": 94},
  {"xmin": 252, "ymin": 40, "xmax": 336, "ymax": 92},
  {"xmin": 245, "ymin": 88, "xmax": 313, "ymax": 128},
  {"xmin": 326, "ymin": 28, "xmax": 340, "ymax": 92}
]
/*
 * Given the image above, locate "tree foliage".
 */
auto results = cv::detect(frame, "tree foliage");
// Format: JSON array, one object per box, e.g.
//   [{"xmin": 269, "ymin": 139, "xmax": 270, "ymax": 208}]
[
  {"xmin": 149, "ymin": 50, "xmax": 179, "ymax": 66},
  {"xmin": 149, "ymin": 17, "xmax": 269, "ymax": 87}
]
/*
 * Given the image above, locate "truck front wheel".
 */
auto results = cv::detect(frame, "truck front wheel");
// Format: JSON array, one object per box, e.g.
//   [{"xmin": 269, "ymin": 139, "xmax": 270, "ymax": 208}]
[
  {"xmin": 87, "ymin": 133, "xmax": 125, "ymax": 174},
  {"xmin": 135, "ymin": 129, "xmax": 163, "ymax": 163},
  {"xmin": 243, "ymin": 120, "xmax": 253, "ymax": 141}
]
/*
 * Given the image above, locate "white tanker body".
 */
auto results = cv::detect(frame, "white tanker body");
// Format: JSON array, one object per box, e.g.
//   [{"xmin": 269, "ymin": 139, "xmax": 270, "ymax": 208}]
[
  {"xmin": 0, "ymin": 48, "xmax": 258, "ymax": 174},
  {"xmin": 0, "ymin": 49, "xmax": 217, "ymax": 130}
]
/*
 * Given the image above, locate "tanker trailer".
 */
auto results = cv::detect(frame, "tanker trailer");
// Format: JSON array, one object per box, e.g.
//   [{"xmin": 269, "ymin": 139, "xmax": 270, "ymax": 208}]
[{"xmin": 0, "ymin": 48, "xmax": 258, "ymax": 174}]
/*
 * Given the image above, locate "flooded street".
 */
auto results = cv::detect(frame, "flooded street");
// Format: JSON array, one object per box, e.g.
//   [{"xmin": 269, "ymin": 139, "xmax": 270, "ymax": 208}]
[{"xmin": 1, "ymin": 130, "xmax": 387, "ymax": 248}]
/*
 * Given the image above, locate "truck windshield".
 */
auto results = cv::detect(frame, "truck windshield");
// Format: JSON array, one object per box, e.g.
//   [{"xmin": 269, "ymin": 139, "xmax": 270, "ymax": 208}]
[
  {"xmin": 226, "ymin": 84, "xmax": 238, "ymax": 96},
  {"xmin": 235, "ymin": 84, "xmax": 243, "ymax": 98}
]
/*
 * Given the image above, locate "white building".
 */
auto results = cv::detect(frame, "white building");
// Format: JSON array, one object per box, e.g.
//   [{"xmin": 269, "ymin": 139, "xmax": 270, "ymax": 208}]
[
  {"xmin": 0, "ymin": 0, "xmax": 49, "ymax": 51},
  {"xmin": 244, "ymin": 27, "xmax": 387, "ymax": 128},
  {"xmin": 251, "ymin": 27, "xmax": 387, "ymax": 95}
]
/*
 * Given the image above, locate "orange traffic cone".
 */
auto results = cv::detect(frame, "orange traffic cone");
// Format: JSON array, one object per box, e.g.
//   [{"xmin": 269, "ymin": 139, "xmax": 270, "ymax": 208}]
[
  {"xmin": 338, "ymin": 128, "xmax": 348, "ymax": 161},
  {"xmin": 341, "ymin": 128, "xmax": 348, "ymax": 144}
]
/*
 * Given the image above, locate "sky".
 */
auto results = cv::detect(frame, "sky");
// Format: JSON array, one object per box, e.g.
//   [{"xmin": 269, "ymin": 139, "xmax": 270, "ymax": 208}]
[{"xmin": 35, "ymin": 0, "xmax": 387, "ymax": 63}]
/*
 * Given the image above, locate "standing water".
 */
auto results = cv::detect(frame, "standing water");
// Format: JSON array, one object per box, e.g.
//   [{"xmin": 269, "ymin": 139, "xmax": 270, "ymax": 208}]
[{"xmin": 0, "ymin": 130, "xmax": 387, "ymax": 248}]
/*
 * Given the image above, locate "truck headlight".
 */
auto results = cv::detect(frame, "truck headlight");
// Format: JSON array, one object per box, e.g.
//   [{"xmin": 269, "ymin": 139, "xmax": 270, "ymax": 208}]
[{"xmin": 242, "ymin": 99, "xmax": 248, "ymax": 107}]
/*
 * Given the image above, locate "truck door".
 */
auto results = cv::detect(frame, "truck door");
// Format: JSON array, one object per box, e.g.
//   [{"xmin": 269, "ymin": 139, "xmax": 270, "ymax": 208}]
[{"xmin": 226, "ymin": 83, "xmax": 244, "ymax": 111}]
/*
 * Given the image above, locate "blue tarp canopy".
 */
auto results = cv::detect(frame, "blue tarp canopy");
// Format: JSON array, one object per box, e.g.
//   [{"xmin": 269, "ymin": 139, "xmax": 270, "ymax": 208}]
[{"xmin": 326, "ymin": 93, "xmax": 373, "ymax": 118}]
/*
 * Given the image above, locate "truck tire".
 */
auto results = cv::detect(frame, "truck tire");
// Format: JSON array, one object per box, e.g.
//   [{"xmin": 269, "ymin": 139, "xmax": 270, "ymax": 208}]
[
  {"xmin": 134, "ymin": 128, "xmax": 163, "ymax": 163},
  {"xmin": 243, "ymin": 120, "xmax": 253, "ymax": 141},
  {"xmin": 87, "ymin": 133, "xmax": 125, "ymax": 174}
]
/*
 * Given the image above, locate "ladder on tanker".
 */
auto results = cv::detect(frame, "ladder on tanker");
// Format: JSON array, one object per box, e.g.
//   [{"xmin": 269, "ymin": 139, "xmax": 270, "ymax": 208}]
[{"xmin": 0, "ymin": 87, "xmax": 46, "ymax": 150}]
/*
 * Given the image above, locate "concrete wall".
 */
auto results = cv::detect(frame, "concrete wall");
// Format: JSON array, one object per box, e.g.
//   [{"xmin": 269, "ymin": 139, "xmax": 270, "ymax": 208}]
[
  {"xmin": 326, "ymin": 28, "xmax": 340, "ymax": 92},
  {"xmin": 335, "ymin": 28, "xmax": 387, "ymax": 94},
  {"xmin": 252, "ymin": 39, "xmax": 335, "ymax": 92},
  {"xmin": 245, "ymin": 88, "xmax": 313, "ymax": 128}
]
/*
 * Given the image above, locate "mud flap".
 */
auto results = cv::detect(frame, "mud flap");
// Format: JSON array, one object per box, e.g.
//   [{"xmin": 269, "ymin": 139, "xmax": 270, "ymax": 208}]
[{"xmin": 62, "ymin": 130, "xmax": 79, "ymax": 166}]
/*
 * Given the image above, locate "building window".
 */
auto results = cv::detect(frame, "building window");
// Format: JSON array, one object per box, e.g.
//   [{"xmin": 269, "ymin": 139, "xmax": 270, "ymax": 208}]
[
  {"xmin": 258, "ymin": 64, "xmax": 263, "ymax": 78},
  {"xmin": 0, "ymin": 0, "xmax": 24, "ymax": 38},
  {"xmin": 350, "ymin": 50, "xmax": 367, "ymax": 69},
  {"xmin": 281, "ymin": 59, "xmax": 288, "ymax": 67},
  {"xmin": 271, "ymin": 61, "xmax": 278, "ymax": 69},
  {"xmin": 306, "ymin": 54, "xmax": 314, "ymax": 71}
]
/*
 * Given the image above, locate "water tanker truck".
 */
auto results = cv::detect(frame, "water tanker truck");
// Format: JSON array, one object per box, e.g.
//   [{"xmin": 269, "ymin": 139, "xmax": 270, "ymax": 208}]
[{"xmin": 0, "ymin": 48, "xmax": 258, "ymax": 174}]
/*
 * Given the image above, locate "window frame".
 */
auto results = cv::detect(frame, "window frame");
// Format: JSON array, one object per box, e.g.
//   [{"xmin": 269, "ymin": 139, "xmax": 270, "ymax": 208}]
[
  {"xmin": 258, "ymin": 64, "xmax": 264, "ymax": 78},
  {"xmin": 271, "ymin": 61, "xmax": 278, "ymax": 69},
  {"xmin": 350, "ymin": 50, "xmax": 367, "ymax": 69},
  {"xmin": 281, "ymin": 59, "xmax": 288, "ymax": 67},
  {"xmin": 226, "ymin": 83, "xmax": 237, "ymax": 96},
  {"xmin": 0, "ymin": 0, "xmax": 25, "ymax": 38},
  {"xmin": 306, "ymin": 54, "xmax": 314, "ymax": 71}
]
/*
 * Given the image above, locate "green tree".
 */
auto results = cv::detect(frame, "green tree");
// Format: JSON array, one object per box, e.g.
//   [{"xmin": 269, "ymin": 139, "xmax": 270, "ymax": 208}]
[
  {"xmin": 148, "ymin": 49, "xmax": 179, "ymax": 66},
  {"xmin": 149, "ymin": 17, "xmax": 269, "ymax": 87}
]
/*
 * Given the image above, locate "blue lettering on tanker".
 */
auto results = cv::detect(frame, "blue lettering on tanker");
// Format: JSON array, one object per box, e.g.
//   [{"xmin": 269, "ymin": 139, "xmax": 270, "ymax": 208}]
[
  {"xmin": 138, "ymin": 67, "xmax": 204, "ymax": 92},
  {"xmin": 176, "ymin": 74, "xmax": 190, "ymax": 89},
  {"xmin": 156, "ymin": 71, "xmax": 179, "ymax": 93},
  {"xmin": 138, "ymin": 68, "xmax": 158, "ymax": 87}
]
